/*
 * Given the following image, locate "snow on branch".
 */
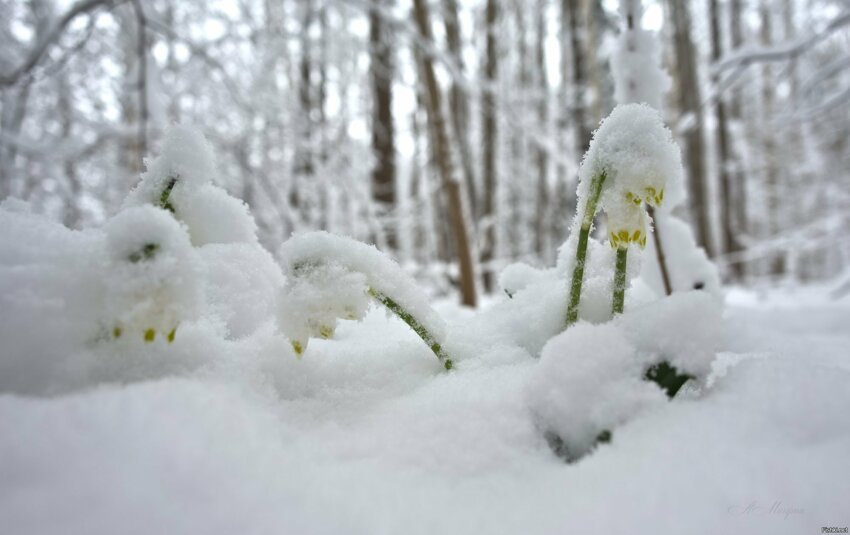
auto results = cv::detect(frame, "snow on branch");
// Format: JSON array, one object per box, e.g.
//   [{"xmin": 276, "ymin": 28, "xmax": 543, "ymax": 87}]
[
  {"xmin": 711, "ymin": 10, "xmax": 850, "ymax": 74},
  {"xmin": 0, "ymin": 0, "xmax": 115, "ymax": 87}
]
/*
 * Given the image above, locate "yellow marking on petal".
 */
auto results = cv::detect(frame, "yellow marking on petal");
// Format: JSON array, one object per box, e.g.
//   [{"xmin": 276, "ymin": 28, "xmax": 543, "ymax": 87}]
[
  {"xmin": 113, "ymin": 326, "xmax": 122, "ymax": 339},
  {"xmin": 618, "ymin": 230, "xmax": 629, "ymax": 241},
  {"xmin": 144, "ymin": 329, "xmax": 155, "ymax": 343},
  {"xmin": 167, "ymin": 326, "xmax": 177, "ymax": 343},
  {"xmin": 319, "ymin": 325, "xmax": 334, "ymax": 339},
  {"xmin": 292, "ymin": 340, "xmax": 304, "ymax": 356},
  {"xmin": 639, "ymin": 235, "xmax": 647, "ymax": 248},
  {"xmin": 633, "ymin": 230, "xmax": 641, "ymax": 242}
]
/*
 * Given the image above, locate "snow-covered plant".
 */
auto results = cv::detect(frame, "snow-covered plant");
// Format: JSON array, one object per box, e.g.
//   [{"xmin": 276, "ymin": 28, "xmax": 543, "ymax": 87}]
[
  {"xmin": 566, "ymin": 103, "xmax": 680, "ymax": 324},
  {"xmin": 102, "ymin": 206, "xmax": 203, "ymax": 343},
  {"xmin": 124, "ymin": 126, "xmax": 258, "ymax": 246},
  {"xmin": 278, "ymin": 231, "xmax": 452, "ymax": 369}
]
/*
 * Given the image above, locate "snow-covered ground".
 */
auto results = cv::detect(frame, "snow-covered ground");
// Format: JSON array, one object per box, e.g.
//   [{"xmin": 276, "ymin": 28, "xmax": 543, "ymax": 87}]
[{"xmin": 2, "ymin": 286, "xmax": 848, "ymax": 535}]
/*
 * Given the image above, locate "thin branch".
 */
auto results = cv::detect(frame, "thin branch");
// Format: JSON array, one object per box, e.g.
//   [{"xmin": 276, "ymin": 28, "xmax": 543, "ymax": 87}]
[
  {"xmin": 0, "ymin": 0, "xmax": 117, "ymax": 87},
  {"xmin": 711, "ymin": 10, "xmax": 850, "ymax": 74}
]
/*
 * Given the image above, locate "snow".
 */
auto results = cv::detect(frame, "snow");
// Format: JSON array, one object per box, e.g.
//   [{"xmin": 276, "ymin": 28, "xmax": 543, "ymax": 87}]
[
  {"xmin": 1, "ymin": 288, "xmax": 848, "ymax": 534},
  {"xmin": 2, "ymin": 126, "xmax": 847, "ymax": 534},
  {"xmin": 124, "ymin": 126, "xmax": 258, "ymax": 246},
  {"xmin": 610, "ymin": 2, "xmax": 671, "ymax": 111},
  {"xmin": 528, "ymin": 322, "xmax": 665, "ymax": 460}
]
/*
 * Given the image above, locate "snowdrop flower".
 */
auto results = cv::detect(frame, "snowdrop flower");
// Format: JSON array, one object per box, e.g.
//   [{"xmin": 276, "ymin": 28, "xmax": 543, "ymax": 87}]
[
  {"xmin": 608, "ymin": 201, "xmax": 648, "ymax": 250},
  {"xmin": 103, "ymin": 206, "xmax": 203, "ymax": 343},
  {"xmin": 278, "ymin": 231, "xmax": 452, "ymax": 369},
  {"xmin": 278, "ymin": 262, "xmax": 371, "ymax": 356},
  {"xmin": 567, "ymin": 103, "xmax": 681, "ymax": 324}
]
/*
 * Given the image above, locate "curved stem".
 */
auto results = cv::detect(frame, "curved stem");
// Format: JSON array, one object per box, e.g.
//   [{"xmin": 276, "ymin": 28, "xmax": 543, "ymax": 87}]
[
  {"xmin": 368, "ymin": 288, "xmax": 453, "ymax": 370},
  {"xmin": 612, "ymin": 247, "xmax": 628, "ymax": 315},
  {"xmin": 566, "ymin": 171, "xmax": 606, "ymax": 326}
]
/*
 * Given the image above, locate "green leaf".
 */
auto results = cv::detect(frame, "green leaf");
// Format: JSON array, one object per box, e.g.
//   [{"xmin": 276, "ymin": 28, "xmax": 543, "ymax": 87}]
[{"xmin": 645, "ymin": 361, "xmax": 693, "ymax": 398}]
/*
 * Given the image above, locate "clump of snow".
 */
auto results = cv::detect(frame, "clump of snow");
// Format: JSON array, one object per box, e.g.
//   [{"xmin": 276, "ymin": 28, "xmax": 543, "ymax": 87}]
[
  {"xmin": 610, "ymin": 1, "xmax": 671, "ymax": 111},
  {"xmin": 124, "ymin": 125, "xmax": 217, "ymax": 206},
  {"xmin": 527, "ymin": 322, "xmax": 665, "ymax": 460},
  {"xmin": 278, "ymin": 231, "xmax": 447, "ymax": 357},
  {"xmin": 641, "ymin": 215, "xmax": 723, "ymax": 299},
  {"xmin": 198, "ymin": 243, "xmax": 284, "ymax": 339},
  {"xmin": 498, "ymin": 262, "xmax": 547, "ymax": 298},
  {"xmin": 616, "ymin": 290, "xmax": 724, "ymax": 380},
  {"xmin": 124, "ymin": 126, "xmax": 258, "ymax": 246},
  {"xmin": 0, "ymin": 205, "xmax": 104, "ymax": 394},
  {"xmin": 177, "ymin": 185, "xmax": 259, "ymax": 246}
]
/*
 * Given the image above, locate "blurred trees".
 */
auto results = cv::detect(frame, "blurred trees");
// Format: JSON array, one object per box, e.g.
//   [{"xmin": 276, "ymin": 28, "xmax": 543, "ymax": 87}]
[{"xmin": 2, "ymin": 0, "xmax": 850, "ymax": 301}]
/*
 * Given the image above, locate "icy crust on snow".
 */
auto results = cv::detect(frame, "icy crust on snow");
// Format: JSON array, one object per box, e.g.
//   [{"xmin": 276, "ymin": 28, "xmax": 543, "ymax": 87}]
[
  {"xmin": 527, "ymin": 323, "xmax": 666, "ymax": 459},
  {"xmin": 278, "ymin": 231, "xmax": 447, "ymax": 353},
  {"xmin": 124, "ymin": 126, "xmax": 258, "ymax": 246},
  {"xmin": 103, "ymin": 206, "xmax": 203, "ymax": 339}
]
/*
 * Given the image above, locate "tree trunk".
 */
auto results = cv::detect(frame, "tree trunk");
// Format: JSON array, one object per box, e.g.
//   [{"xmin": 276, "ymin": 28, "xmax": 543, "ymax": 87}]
[
  {"xmin": 759, "ymin": 1, "xmax": 784, "ymax": 276},
  {"xmin": 565, "ymin": 0, "xmax": 592, "ymax": 155},
  {"xmin": 534, "ymin": 0, "xmax": 550, "ymax": 258},
  {"xmin": 369, "ymin": 0, "xmax": 397, "ymax": 248},
  {"xmin": 709, "ymin": 0, "xmax": 741, "ymax": 277},
  {"xmin": 668, "ymin": 0, "xmax": 714, "ymax": 257},
  {"xmin": 728, "ymin": 0, "xmax": 748, "ymax": 276},
  {"xmin": 412, "ymin": 0, "xmax": 478, "ymax": 307},
  {"xmin": 480, "ymin": 0, "xmax": 498, "ymax": 292},
  {"xmin": 441, "ymin": 0, "xmax": 477, "ymax": 221}
]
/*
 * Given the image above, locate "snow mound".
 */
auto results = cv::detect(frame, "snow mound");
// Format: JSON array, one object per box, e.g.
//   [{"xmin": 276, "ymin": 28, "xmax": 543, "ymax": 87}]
[{"xmin": 527, "ymin": 322, "xmax": 665, "ymax": 461}]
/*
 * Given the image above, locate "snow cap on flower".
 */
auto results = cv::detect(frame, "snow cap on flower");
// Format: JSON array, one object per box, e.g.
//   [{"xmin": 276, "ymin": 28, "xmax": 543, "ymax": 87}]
[
  {"xmin": 123, "ymin": 125, "xmax": 259, "ymax": 246},
  {"xmin": 573, "ymin": 103, "xmax": 683, "ymax": 247},
  {"xmin": 278, "ymin": 261, "xmax": 371, "ymax": 356},
  {"xmin": 124, "ymin": 126, "xmax": 217, "ymax": 209},
  {"xmin": 103, "ymin": 205, "xmax": 203, "ymax": 341}
]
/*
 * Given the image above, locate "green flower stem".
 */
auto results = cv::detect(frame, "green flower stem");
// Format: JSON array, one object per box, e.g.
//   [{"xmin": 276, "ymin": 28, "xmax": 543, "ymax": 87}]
[
  {"xmin": 158, "ymin": 176, "xmax": 177, "ymax": 213},
  {"xmin": 368, "ymin": 288, "xmax": 453, "ymax": 370},
  {"xmin": 566, "ymin": 171, "xmax": 607, "ymax": 326},
  {"xmin": 612, "ymin": 247, "xmax": 628, "ymax": 315}
]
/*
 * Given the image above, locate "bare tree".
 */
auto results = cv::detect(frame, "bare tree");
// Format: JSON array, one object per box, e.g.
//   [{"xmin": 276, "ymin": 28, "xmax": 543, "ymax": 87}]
[
  {"xmin": 668, "ymin": 0, "xmax": 715, "ymax": 257},
  {"xmin": 480, "ymin": 0, "xmax": 498, "ymax": 292},
  {"xmin": 710, "ymin": 0, "xmax": 741, "ymax": 277},
  {"xmin": 369, "ymin": 0, "xmax": 396, "ymax": 249},
  {"xmin": 412, "ymin": 0, "xmax": 478, "ymax": 307}
]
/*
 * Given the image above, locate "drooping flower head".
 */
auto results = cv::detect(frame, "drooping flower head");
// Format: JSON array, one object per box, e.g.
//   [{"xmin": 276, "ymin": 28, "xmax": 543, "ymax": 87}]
[{"xmin": 576, "ymin": 103, "xmax": 683, "ymax": 249}]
